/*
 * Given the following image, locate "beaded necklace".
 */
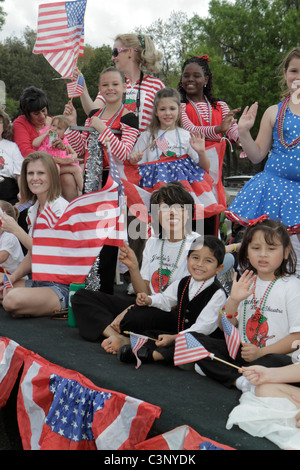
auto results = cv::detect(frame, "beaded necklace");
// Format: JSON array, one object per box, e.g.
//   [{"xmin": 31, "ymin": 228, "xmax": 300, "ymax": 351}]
[
  {"xmin": 159, "ymin": 237, "xmax": 187, "ymax": 292},
  {"xmin": 277, "ymin": 95, "xmax": 300, "ymax": 149},
  {"xmin": 176, "ymin": 276, "xmax": 206, "ymax": 332},
  {"xmin": 242, "ymin": 276, "xmax": 280, "ymax": 344}
]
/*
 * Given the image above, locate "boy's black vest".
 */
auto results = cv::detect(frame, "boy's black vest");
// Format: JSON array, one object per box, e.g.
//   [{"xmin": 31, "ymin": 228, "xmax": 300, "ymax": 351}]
[{"xmin": 176, "ymin": 275, "xmax": 225, "ymax": 333}]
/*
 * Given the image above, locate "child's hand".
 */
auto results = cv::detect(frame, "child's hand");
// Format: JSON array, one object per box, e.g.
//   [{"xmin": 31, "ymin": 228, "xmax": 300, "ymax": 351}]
[
  {"xmin": 219, "ymin": 108, "xmax": 241, "ymax": 133},
  {"xmin": 155, "ymin": 334, "xmax": 176, "ymax": 347},
  {"xmin": 238, "ymin": 103, "xmax": 258, "ymax": 133},
  {"xmin": 230, "ymin": 270, "xmax": 256, "ymax": 303},
  {"xmin": 241, "ymin": 343, "xmax": 262, "ymax": 362},
  {"xmin": 0, "ymin": 212, "xmax": 19, "ymax": 235},
  {"xmin": 136, "ymin": 292, "xmax": 151, "ymax": 306},
  {"xmin": 90, "ymin": 116, "xmax": 107, "ymax": 134},
  {"xmin": 118, "ymin": 241, "xmax": 138, "ymax": 270},
  {"xmin": 129, "ymin": 151, "xmax": 143, "ymax": 165},
  {"xmin": 240, "ymin": 364, "xmax": 270, "ymax": 385},
  {"xmin": 63, "ymin": 101, "xmax": 77, "ymax": 126},
  {"xmin": 190, "ymin": 131, "xmax": 205, "ymax": 154}
]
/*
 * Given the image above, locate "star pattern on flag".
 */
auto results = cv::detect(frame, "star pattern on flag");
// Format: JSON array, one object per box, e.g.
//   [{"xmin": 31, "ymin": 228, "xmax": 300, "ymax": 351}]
[
  {"xmin": 66, "ymin": 0, "xmax": 86, "ymax": 27},
  {"xmin": 45, "ymin": 374, "xmax": 111, "ymax": 442},
  {"xmin": 138, "ymin": 156, "xmax": 206, "ymax": 188}
]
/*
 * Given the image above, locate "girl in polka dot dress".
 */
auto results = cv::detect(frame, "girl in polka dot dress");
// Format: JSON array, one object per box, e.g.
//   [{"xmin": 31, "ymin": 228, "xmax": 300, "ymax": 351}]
[{"xmin": 225, "ymin": 48, "xmax": 300, "ymax": 243}]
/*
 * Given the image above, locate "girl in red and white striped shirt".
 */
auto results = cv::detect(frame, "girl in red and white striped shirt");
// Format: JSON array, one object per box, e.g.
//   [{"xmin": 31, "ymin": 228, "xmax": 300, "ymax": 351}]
[
  {"xmin": 65, "ymin": 67, "xmax": 139, "ymax": 172},
  {"xmin": 75, "ymin": 33, "xmax": 164, "ymax": 132}
]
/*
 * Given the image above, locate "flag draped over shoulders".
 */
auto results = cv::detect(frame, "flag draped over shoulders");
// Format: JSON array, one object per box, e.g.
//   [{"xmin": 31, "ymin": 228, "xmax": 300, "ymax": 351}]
[
  {"xmin": 33, "ymin": 0, "xmax": 87, "ymax": 78},
  {"xmin": 31, "ymin": 175, "xmax": 125, "ymax": 285}
]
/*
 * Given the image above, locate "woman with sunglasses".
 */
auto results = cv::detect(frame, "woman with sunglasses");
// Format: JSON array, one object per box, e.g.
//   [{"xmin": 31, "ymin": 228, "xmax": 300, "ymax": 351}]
[{"xmin": 75, "ymin": 33, "xmax": 165, "ymax": 131}]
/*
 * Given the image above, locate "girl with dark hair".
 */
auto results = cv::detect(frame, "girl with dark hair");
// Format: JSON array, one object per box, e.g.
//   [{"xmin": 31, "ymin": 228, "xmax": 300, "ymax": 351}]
[
  {"xmin": 178, "ymin": 56, "xmax": 240, "ymax": 233},
  {"xmin": 190, "ymin": 219, "xmax": 300, "ymax": 390}
]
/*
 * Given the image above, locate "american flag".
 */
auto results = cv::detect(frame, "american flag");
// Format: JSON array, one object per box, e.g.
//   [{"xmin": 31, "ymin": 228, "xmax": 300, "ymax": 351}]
[
  {"xmin": 18, "ymin": 353, "xmax": 160, "ymax": 450},
  {"xmin": 129, "ymin": 333, "xmax": 149, "ymax": 369},
  {"xmin": 33, "ymin": 0, "xmax": 87, "ymax": 78},
  {"xmin": 31, "ymin": 176, "xmax": 126, "ymax": 285},
  {"xmin": 221, "ymin": 314, "xmax": 241, "ymax": 360},
  {"xmin": 67, "ymin": 74, "xmax": 84, "ymax": 98},
  {"xmin": 155, "ymin": 133, "xmax": 168, "ymax": 154},
  {"xmin": 0, "ymin": 337, "xmax": 26, "ymax": 408},
  {"xmin": 3, "ymin": 273, "xmax": 13, "ymax": 290},
  {"xmin": 174, "ymin": 333, "xmax": 211, "ymax": 366}
]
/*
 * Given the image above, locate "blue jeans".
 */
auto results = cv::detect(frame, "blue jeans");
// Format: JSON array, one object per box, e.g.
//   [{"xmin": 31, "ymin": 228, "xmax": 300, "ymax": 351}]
[{"xmin": 25, "ymin": 280, "xmax": 70, "ymax": 310}]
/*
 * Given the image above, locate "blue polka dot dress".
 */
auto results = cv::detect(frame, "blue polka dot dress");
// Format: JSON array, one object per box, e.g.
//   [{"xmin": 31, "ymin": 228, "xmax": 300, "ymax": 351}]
[{"xmin": 225, "ymin": 101, "xmax": 300, "ymax": 234}]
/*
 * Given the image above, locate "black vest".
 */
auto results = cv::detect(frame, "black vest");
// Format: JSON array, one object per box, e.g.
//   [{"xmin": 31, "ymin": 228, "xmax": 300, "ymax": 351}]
[{"xmin": 176, "ymin": 276, "xmax": 226, "ymax": 333}]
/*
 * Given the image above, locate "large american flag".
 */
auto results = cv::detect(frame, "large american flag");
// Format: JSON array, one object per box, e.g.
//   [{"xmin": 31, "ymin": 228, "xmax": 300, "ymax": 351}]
[
  {"xmin": 174, "ymin": 333, "xmax": 211, "ymax": 366},
  {"xmin": 31, "ymin": 176, "xmax": 125, "ymax": 285},
  {"xmin": 221, "ymin": 314, "xmax": 241, "ymax": 360},
  {"xmin": 17, "ymin": 353, "xmax": 161, "ymax": 450},
  {"xmin": 33, "ymin": 0, "xmax": 87, "ymax": 78}
]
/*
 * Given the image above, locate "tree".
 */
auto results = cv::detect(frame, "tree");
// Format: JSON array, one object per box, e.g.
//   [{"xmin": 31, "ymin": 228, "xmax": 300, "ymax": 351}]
[{"xmin": 0, "ymin": 0, "xmax": 6, "ymax": 31}]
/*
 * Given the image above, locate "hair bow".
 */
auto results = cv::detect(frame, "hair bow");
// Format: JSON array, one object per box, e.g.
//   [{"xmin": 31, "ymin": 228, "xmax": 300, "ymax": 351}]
[{"xmin": 198, "ymin": 55, "xmax": 210, "ymax": 62}]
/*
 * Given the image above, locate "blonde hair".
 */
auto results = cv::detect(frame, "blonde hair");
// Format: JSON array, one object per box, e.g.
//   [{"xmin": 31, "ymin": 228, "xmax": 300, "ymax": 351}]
[
  {"xmin": 114, "ymin": 33, "xmax": 162, "ymax": 73},
  {"xmin": 0, "ymin": 200, "xmax": 19, "ymax": 220},
  {"xmin": 148, "ymin": 88, "xmax": 182, "ymax": 142},
  {"xmin": 20, "ymin": 152, "xmax": 61, "ymax": 204},
  {"xmin": 0, "ymin": 107, "xmax": 13, "ymax": 140},
  {"xmin": 52, "ymin": 114, "xmax": 70, "ymax": 131},
  {"xmin": 279, "ymin": 47, "xmax": 300, "ymax": 99}
]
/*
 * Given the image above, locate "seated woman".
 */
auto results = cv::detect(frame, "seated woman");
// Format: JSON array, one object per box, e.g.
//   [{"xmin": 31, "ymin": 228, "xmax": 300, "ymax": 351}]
[{"xmin": 0, "ymin": 152, "xmax": 69, "ymax": 317}]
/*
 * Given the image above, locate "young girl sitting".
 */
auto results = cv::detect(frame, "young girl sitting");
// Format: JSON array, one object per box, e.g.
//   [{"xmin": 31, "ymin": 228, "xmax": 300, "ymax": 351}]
[
  {"xmin": 32, "ymin": 115, "xmax": 83, "ymax": 201},
  {"xmin": 129, "ymin": 88, "xmax": 224, "ymax": 232},
  {"xmin": 190, "ymin": 219, "xmax": 300, "ymax": 390},
  {"xmin": 0, "ymin": 201, "xmax": 26, "ymax": 285}
]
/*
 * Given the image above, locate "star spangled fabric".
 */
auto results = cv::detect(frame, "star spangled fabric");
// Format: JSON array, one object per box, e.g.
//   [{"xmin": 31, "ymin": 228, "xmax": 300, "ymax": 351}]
[
  {"xmin": 31, "ymin": 175, "xmax": 125, "ymax": 284},
  {"xmin": 174, "ymin": 333, "xmax": 210, "ymax": 366},
  {"xmin": 130, "ymin": 334, "xmax": 148, "ymax": 369},
  {"xmin": 135, "ymin": 425, "xmax": 234, "ymax": 450},
  {"xmin": 67, "ymin": 74, "xmax": 84, "ymax": 98},
  {"xmin": 17, "ymin": 353, "xmax": 161, "ymax": 450},
  {"xmin": 119, "ymin": 151, "xmax": 225, "ymax": 221},
  {"xmin": 221, "ymin": 314, "xmax": 241, "ymax": 360},
  {"xmin": 0, "ymin": 337, "xmax": 26, "ymax": 408},
  {"xmin": 33, "ymin": 0, "xmax": 87, "ymax": 78}
]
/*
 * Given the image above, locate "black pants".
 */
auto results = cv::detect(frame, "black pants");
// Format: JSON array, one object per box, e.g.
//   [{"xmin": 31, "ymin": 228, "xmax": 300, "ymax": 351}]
[
  {"xmin": 191, "ymin": 333, "xmax": 293, "ymax": 388},
  {"xmin": 71, "ymin": 288, "xmax": 178, "ymax": 342}
]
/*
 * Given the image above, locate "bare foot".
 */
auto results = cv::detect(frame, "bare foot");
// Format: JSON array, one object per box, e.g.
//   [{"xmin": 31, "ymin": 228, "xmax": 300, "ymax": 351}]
[{"xmin": 101, "ymin": 335, "xmax": 130, "ymax": 354}]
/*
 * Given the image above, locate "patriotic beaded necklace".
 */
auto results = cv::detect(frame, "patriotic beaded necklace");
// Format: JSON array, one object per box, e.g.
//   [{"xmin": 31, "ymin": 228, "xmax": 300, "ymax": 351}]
[
  {"xmin": 242, "ymin": 276, "xmax": 280, "ymax": 344},
  {"xmin": 159, "ymin": 237, "xmax": 187, "ymax": 292},
  {"xmin": 277, "ymin": 95, "xmax": 300, "ymax": 149},
  {"xmin": 187, "ymin": 96, "xmax": 212, "ymax": 126}
]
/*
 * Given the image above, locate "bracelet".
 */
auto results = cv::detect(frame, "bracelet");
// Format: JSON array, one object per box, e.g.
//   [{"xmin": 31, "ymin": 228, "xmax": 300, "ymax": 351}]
[
  {"xmin": 219, "ymin": 305, "xmax": 238, "ymax": 319},
  {"xmin": 232, "ymin": 243, "xmax": 237, "ymax": 252}
]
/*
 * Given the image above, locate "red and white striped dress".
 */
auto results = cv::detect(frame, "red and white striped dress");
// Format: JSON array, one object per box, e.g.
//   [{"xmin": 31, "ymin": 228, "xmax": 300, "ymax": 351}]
[{"xmin": 96, "ymin": 74, "xmax": 165, "ymax": 132}]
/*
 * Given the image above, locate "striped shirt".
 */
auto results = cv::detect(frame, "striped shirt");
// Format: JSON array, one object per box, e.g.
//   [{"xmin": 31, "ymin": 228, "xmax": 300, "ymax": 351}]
[
  {"xmin": 66, "ymin": 114, "xmax": 139, "ymax": 163},
  {"xmin": 181, "ymin": 101, "xmax": 239, "ymax": 143},
  {"xmin": 97, "ymin": 74, "xmax": 165, "ymax": 131}
]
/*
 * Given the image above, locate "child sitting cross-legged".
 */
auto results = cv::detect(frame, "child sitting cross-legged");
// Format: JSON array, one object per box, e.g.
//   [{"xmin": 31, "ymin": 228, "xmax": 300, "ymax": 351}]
[{"xmin": 118, "ymin": 235, "xmax": 227, "ymax": 365}]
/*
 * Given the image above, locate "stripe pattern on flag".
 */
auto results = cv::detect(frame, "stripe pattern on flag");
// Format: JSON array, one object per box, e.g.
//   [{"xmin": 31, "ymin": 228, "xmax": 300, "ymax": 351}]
[
  {"xmin": 174, "ymin": 333, "xmax": 211, "ymax": 366},
  {"xmin": 130, "ymin": 334, "xmax": 148, "ymax": 369},
  {"xmin": 221, "ymin": 315, "xmax": 241, "ymax": 360},
  {"xmin": 67, "ymin": 74, "xmax": 84, "ymax": 98},
  {"xmin": 31, "ymin": 176, "xmax": 125, "ymax": 284},
  {"xmin": 33, "ymin": 0, "xmax": 87, "ymax": 78}
]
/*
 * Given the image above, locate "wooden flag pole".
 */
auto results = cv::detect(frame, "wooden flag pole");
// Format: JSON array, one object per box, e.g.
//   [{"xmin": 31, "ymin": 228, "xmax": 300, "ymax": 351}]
[
  {"xmin": 123, "ymin": 331, "xmax": 157, "ymax": 342},
  {"xmin": 209, "ymin": 354, "xmax": 241, "ymax": 371}
]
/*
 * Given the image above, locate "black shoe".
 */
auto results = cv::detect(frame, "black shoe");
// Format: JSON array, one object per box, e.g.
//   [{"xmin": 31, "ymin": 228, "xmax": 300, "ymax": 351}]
[{"xmin": 117, "ymin": 344, "xmax": 154, "ymax": 364}]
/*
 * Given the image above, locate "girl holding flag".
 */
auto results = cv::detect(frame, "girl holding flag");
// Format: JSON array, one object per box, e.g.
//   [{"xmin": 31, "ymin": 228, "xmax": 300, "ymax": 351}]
[{"xmin": 190, "ymin": 220, "xmax": 300, "ymax": 391}]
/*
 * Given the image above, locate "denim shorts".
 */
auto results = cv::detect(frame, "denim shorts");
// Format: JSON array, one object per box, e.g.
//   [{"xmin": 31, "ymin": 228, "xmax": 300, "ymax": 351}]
[{"xmin": 25, "ymin": 280, "xmax": 70, "ymax": 310}]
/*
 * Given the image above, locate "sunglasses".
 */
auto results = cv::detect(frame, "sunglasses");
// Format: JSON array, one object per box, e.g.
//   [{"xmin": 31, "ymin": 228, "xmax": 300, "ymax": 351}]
[{"xmin": 112, "ymin": 47, "xmax": 129, "ymax": 58}]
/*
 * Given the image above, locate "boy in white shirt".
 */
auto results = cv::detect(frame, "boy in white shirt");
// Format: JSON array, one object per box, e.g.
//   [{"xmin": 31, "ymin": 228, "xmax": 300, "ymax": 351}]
[{"xmin": 118, "ymin": 235, "xmax": 227, "ymax": 364}]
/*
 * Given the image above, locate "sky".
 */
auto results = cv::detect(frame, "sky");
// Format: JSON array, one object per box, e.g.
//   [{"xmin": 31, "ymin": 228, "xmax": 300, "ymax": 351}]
[{"xmin": 0, "ymin": 0, "xmax": 211, "ymax": 48}]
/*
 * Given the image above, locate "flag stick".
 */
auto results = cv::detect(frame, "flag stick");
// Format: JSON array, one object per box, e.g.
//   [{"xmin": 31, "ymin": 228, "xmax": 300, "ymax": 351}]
[
  {"xmin": 209, "ymin": 354, "xmax": 241, "ymax": 370},
  {"xmin": 142, "ymin": 127, "xmax": 170, "ymax": 152},
  {"xmin": 123, "ymin": 331, "xmax": 157, "ymax": 342}
]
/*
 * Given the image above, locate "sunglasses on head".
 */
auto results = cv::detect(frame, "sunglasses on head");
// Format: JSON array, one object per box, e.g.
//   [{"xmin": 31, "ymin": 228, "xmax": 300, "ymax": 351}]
[{"xmin": 112, "ymin": 47, "xmax": 129, "ymax": 57}]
